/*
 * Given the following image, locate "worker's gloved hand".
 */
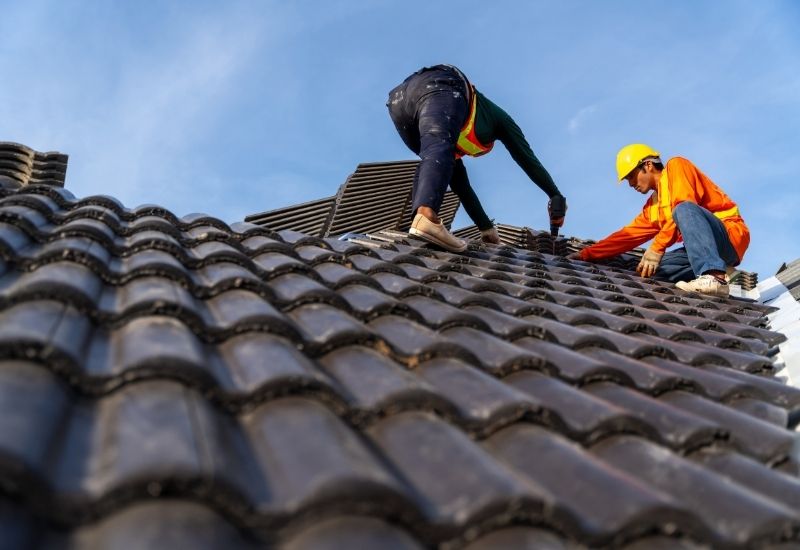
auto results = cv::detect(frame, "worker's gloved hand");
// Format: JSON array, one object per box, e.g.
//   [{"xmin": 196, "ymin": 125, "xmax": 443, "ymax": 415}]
[
  {"xmin": 548, "ymin": 194, "xmax": 567, "ymax": 231},
  {"xmin": 636, "ymin": 247, "xmax": 663, "ymax": 278},
  {"xmin": 566, "ymin": 252, "xmax": 582, "ymax": 261}
]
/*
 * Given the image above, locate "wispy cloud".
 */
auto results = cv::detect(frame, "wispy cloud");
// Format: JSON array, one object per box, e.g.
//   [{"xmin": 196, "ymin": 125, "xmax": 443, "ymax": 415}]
[{"xmin": 567, "ymin": 104, "xmax": 598, "ymax": 134}]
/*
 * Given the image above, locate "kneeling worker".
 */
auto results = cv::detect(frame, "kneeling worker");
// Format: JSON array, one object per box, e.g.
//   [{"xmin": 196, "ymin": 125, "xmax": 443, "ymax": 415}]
[
  {"xmin": 570, "ymin": 144, "xmax": 749, "ymax": 297},
  {"xmin": 387, "ymin": 64, "xmax": 567, "ymax": 252}
]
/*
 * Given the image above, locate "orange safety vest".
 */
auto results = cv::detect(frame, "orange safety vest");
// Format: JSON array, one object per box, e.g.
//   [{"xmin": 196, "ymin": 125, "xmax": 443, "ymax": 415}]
[{"xmin": 455, "ymin": 86, "xmax": 495, "ymax": 159}]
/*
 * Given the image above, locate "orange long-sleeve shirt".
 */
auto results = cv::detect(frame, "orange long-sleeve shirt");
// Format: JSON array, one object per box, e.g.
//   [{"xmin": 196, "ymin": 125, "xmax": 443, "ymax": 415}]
[{"xmin": 579, "ymin": 157, "xmax": 749, "ymax": 264}]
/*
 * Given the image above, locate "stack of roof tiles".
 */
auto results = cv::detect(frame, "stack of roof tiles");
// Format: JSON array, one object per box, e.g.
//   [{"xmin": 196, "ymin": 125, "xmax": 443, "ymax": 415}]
[
  {"xmin": 245, "ymin": 161, "xmax": 460, "ymax": 237},
  {"xmin": 777, "ymin": 259, "xmax": 800, "ymax": 302},
  {"xmin": 2, "ymin": 179, "xmax": 800, "ymax": 549},
  {"xmin": 0, "ymin": 142, "xmax": 68, "ymax": 188}
]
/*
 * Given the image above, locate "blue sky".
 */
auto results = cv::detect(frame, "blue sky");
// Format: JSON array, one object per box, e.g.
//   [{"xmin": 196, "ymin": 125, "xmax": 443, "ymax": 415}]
[{"xmin": 2, "ymin": 1, "xmax": 798, "ymax": 279}]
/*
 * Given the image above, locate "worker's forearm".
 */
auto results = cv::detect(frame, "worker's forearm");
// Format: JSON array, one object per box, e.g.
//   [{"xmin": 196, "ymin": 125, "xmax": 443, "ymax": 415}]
[{"xmin": 580, "ymin": 230, "xmax": 651, "ymax": 261}]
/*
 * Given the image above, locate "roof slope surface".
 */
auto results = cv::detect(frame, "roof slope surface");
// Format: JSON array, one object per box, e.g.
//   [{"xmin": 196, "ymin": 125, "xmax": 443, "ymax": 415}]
[{"xmin": 1, "ymin": 181, "xmax": 800, "ymax": 549}]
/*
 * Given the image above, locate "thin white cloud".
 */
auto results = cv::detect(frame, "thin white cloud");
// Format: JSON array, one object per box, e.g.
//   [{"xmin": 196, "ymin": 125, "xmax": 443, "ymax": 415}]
[{"xmin": 567, "ymin": 104, "xmax": 598, "ymax": 134}]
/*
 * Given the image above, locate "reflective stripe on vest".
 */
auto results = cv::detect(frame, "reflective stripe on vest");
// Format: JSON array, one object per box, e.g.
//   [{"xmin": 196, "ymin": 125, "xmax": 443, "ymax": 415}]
[
  {"xmin": 649, "ymin": 172, "xmax": 741, "ymax": 224},
  {"xmin": 455, "ymin": 86, "xmax": 494, "ymax": 159}
]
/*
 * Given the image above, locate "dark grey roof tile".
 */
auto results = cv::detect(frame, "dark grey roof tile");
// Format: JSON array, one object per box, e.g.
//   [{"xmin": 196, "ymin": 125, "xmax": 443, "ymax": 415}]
[
  {"xmin": 205, "ymin": 289, "xmax": 298, "ymax": 337},
  {"xmin": 484, "ymin": 424, "xmax": 693, "ymax": 544},
  {"xmin": 0, "ymin": 261, "xmax": 104, "ymax": 310},
  {"xmin": 84, "ymin": 316, "xmax": 209, "ymax": 380},
  {"xmin": 417, "ymin": 358, "xmax": 536, "ymax": 434},
  {"xmin": 402, "ymin": 296, "xmax": 489, "ymax": 332},
  {"xmin": 368, "ymin": 411, "xmax": 547, "ymax": 534},
  {"xmin": 317, "ymin": 346, "xmax": 438, "ymax": 416},
  {"xmin": 622, "ymin": 536, "xmax": 706, "ymax": 550},
  {"xmin": 728, "ymin": 396, "xmax": 790, "ymax": 427},
  {"xmin": 337, "ymin": 284, "xmax": 413, "ymax": 320},
  {"xmin": 511, "ymin": 338, "xmax": 633, "ymax": 385},
  {"xmin": 633, "ymin": 333, "xmax": 775, "ymax": 372},
  {"xmin": 0, "ymin": 222, "xmax": 34, "ymax": 257},
  {"xmin": 585, "ymin": 383, "xmax": 725, "ymax": 451},
  {"xmin": 478, "ymin": 290, "xmax": 556, "ymax": 317},
  {"xmin": 239, "ymin": 234, "xmax": 292, "ymax": 255},
  {"xmin": 702, "ymin": 364, "xmax": 800, "ymax": 412},
  {"xmin": 126, "ymin": 215, "xmax": 179, "ymax": 235},
  {"xmin": 185, "ymin": 240, "xmax": 248, "ymax": 264},
  {"xmin": 104, "ymin": 276, "xmax": 199, "ymax": 324},
  {"xmin": 63, "ymin": 501, "xmax": 259, "ymax": 550},
  {"xmin": 392, "ymin": 262, "xmax": 453, "ymax": 284},
  {"xmin": 692, "ymin": 451, "xmax": 800, "ymax": 511},
  {"xmin": 371, "ymin": 271, "xmax": 438, "ymax": 298},
  {"xmin": 580, "ymin": 349, "xmax": 703, "ymax": 394},
  {"xmin": 118, "ymin": 249, "xmax": 191, "ymax": 282},
  {"xmin": 244, "ymin": 397, "xmax": 410, "ymax": 515},
  {"xmin": 191, "ymin": 262, "xmax": 265, "ymax": 294},
  {"xmin": 347, "ymin": 253, "xmax": 405, "ymax": 275},
  {"xmin": 462, "ymin": 527, "xmax": 579, "ymax": 550},
  {"xmin": 251, "ymin": 252, "xmax": 310, "ymax": 278},
  {"xmin": 31, "ymin": 236, "xmax": 112, "ymax": 270},
  {"xmin": 462, "ymin": 305, "xmax": 550, "ymax": 340},
  {"xmin": 58, "ymin": 217, "xmax": 118, "ymax": 246},
  {"xmin": 288, "ymin": 303, "xmax": 377, "ymax": 353},
  {"xmin": 368, "ymin": 315, "xmax": 476, "ymax": 366},
  {"xmin": 267, "ymin": 273, "xmax": 347, "ymax": 309},
  {"xmin": 659, "ymin": 391, "xmax": 799, "ymax": 465},
  {"xmin": 0, "ymin": 204, "xmax": 54, "ymax": 233},
  {"xmin": 517, "ymin": 318, "xmax": 616, "ymax": 351},
  {"xmin": 636, "ymin": 356, "xmax": 768, "ymax": 402},
  {"xmin": 124, "ymin": 229, "xmax": 183, "ymax": 253},
  {"xmin": 312, "ymin": 262, "xmax": 376, "ymax": 289},
  {"xmin": 440, "ymin": 326, "xmax": 549, "ymax": 376},
  {"xmin": 282, "ymin": 516, "xmax": 424, "ymax": 550},
  {"xmin": 0, "ymin": 361, "xmax": 72, "ymax": 489},
  {"xmin": 505, "ymin": 371, "xmax": 650, "ymax": 441},
  {"xmin": 572, "ymin": 325, "xmax": 676, "ymax": 359},
  {"xmin": 0, "ymin": 301, "xmax": 92, "ymax": 369},
  {"xmin": 426, "ymin": 282, "xmax": 501, "ymax": 309},
  {"xmin": 218, "ymin": 333, "xmax": 335, "ymax": 401},
  {"xmin": 294, "ymin": 244, "xmax": 344, "ymax": 265},
  {"xmin": 592, "ymin": 436, "xmax": 799, "ymax": 547}
]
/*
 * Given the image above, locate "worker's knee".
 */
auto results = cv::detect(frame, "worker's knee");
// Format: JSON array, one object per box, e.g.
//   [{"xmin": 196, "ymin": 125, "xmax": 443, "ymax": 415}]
[{"xmin": 672, "ymin": 201, "xmax": 702, "ymax": 224}]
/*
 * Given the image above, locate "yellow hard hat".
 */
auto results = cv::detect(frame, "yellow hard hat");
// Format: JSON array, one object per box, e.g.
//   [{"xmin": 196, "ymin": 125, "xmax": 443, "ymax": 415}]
[{"xmin": 616, "ymin": 143, "xmax": 660, "ymax": 181}]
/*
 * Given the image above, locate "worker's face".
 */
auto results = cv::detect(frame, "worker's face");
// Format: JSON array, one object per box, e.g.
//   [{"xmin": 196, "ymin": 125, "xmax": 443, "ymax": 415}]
[{"xmin": 625, "ymin": 161, "xmax": 657, "ymax": 194}]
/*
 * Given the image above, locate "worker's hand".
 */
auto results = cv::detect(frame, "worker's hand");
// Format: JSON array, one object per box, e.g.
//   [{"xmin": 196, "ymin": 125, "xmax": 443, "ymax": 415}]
[
  {"xmin": 548, "ymin": 194, "xmax": 567, "ymax": 229},
  {"xmin": 566, "ymin": 252, "xmax": 582, "ymax": 261},
  {"xmin": 636, "ymin": 248, "xmax": 663, "ymax": 278}
]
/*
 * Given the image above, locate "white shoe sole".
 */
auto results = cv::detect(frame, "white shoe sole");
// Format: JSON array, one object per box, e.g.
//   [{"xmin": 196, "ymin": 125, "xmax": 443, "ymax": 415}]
[{"xmin": 408, "ymin": 226, "xmax": 467, "ymax": 252}]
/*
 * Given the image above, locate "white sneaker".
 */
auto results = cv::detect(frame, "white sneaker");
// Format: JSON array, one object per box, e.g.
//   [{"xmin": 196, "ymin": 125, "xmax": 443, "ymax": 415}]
[
  {"xmin": 409, "ymin": 213, "xmax": 468, "ymax": 252},
  {"xmin": 480, "ymin": 226, "xmax": 500, "ymax": 244},
  {"xmin": 675, "ymin": 274, "xmax": 729, "ymax": 297}
]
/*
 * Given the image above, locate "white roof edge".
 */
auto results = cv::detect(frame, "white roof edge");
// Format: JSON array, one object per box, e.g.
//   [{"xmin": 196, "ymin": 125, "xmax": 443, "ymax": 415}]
[{"xmin": 755, "ymin": 276, "xmax": 800, "ymax": 390}]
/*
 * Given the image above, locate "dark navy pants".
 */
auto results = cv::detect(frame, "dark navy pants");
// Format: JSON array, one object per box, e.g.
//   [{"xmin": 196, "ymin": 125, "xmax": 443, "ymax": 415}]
[
  {"xmin": 654, "ymin": 201, "xmax": 740, "ymax": 283},
  {"xmin": 387, "ymin": 66, "xmax": 492, "ymax": 229}
]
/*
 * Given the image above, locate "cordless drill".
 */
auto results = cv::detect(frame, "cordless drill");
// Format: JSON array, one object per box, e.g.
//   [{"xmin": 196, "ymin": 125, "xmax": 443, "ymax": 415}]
[{"xmin": 547, "ymin": 195, "xmax": 567, "ymax": 253}]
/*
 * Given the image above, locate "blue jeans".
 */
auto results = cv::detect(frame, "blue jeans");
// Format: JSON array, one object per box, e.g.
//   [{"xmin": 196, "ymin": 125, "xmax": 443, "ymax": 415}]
[
  {"xmin": 654, "ymin": 202, "xmax": 740, "ymax": 283},
  {"xmin": 387, "ymin": 66, "xmax": 492, "ymax": 228}
]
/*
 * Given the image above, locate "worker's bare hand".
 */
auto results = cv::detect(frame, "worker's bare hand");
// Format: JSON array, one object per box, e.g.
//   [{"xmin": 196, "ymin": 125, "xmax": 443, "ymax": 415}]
[{"xmin": 636, "ymin": 248, "xmax": 663, "ymax": 278}]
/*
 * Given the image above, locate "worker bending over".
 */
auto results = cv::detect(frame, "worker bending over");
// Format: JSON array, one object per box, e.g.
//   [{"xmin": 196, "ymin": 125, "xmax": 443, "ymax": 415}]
[
  {"xmin": 571, "ymin": 144, "xmax": 749, "ymax": 297},
  {"xmin": 387, "ymin": 64, "xmax": 567, "ymax": 252}
]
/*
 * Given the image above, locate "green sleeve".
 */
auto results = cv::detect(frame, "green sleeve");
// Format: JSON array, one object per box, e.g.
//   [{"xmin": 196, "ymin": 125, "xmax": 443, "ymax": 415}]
[{"xmin": 474, "ymin": 91, "xmax": 561, "ymax": 198}]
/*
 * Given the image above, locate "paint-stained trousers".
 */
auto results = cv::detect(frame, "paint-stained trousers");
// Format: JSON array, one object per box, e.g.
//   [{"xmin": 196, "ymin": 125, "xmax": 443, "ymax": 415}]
[{"xmin": 386, "ymin": 65, "xmax": 493, "ymax": 229}]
